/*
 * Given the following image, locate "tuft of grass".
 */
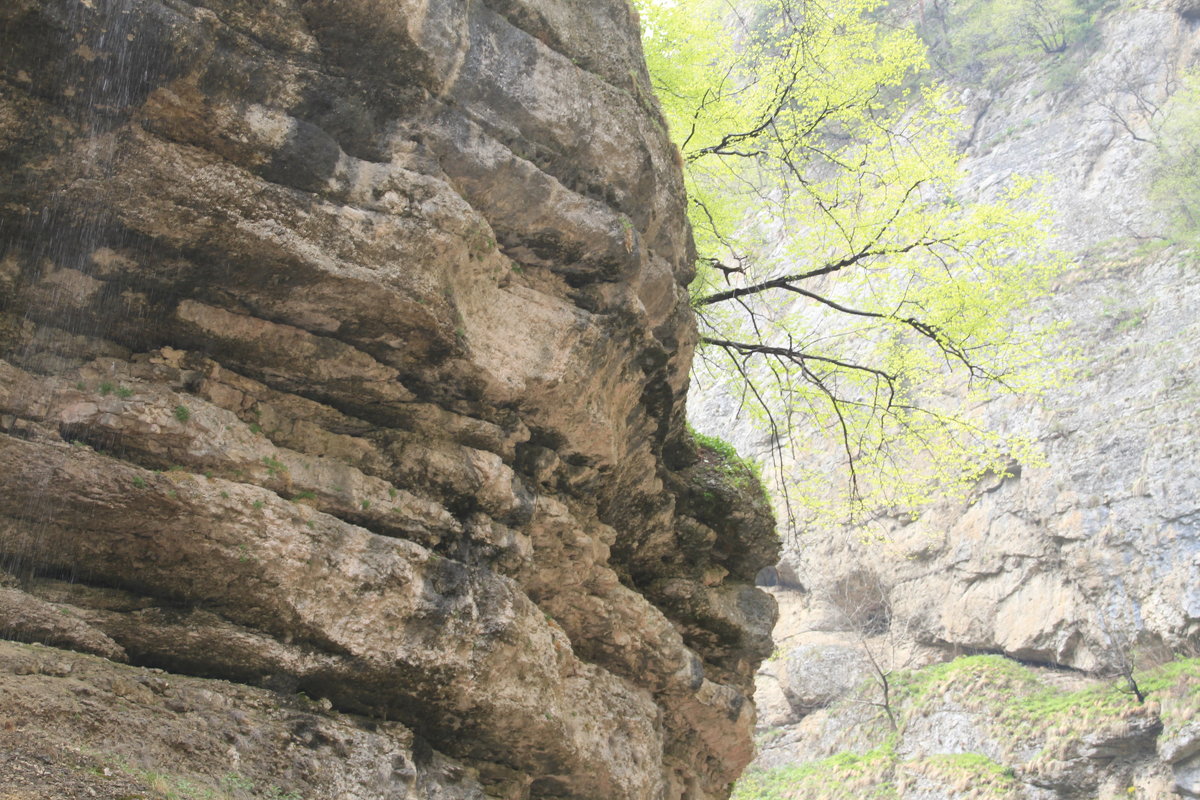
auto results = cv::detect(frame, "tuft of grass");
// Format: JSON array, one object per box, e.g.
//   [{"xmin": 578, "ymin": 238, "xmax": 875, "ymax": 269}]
[
  {"xmin": 914, "ymin": 753, "xmax": 1020, "ymax": 796},
  {"xmin": 173, "ymin": 405, "xmax": 191, "ymax": 423},
  {"xmin": 733, "ymin": 740, "xmax": 899, "ymax": 800},
  {"xmin": 221, "ymin": 772, "xmax": 254, "ymax": 792},
  {"xmin": 688, "ymin": 424, "xmax": 770, "ymax": 502},
  {"xmin": 98, "ymin": 381, "xmax": 115, "ymax": 396},
  {"xmin": 265, "ymin": 788, "xmax": 303, "ymax": 800}
]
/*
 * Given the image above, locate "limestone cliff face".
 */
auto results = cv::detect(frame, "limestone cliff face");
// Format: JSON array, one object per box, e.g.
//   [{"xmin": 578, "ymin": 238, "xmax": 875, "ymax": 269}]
[
  {"xmin": 756, "ymin": 2, "xmax": 1200, "ymax": 674},
  {"xmin": 0, "ymin": 2, "xmax": 779, "ymax": 799}
]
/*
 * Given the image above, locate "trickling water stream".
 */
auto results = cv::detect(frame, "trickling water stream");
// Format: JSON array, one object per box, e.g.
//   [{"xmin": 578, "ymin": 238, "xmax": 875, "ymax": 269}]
[{"xmin": 0, "ymin": 0, "xmax": 176, "ymax": 607}]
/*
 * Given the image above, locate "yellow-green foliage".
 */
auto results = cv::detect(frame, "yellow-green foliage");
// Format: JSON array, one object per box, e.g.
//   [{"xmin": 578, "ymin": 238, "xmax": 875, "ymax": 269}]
[
  {"xmin": 1150, "ymin": 71, "xmax": 1200, "ymax": 252},
  {"xmin": 1138, "ymin": 657, "xmax": 1200, "ymax": 738},
  {"xmin": 732, "ymin": 741, "xmax": 1024, "ymax": 799},
  {"xmin": 88, "ymin": 753, "xmax": 302, "ymax": 800},
  {"xmin": 634, "ymin": 0, "xmax": 1066, "ymax": 527},
  {"xmin": 891, "ymin": 656, "xmax": 1200, "ymax": 768}
]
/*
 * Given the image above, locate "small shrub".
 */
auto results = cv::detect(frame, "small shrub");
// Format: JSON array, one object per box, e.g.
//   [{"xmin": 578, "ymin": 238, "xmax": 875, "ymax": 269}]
[
  {"xmin": 265, "ymin": 787, "xmax": 303, "ymax": 800},
  {"xmin": 688, "ymin": 424, "xmax": 770, "ymax": 502},
  {"xmin": 98, "ymin": 382, "xmax": 114, "ymax": 396},
  {"xmin": 1150, "ymin": 72, "xmax": 1200, "ymax": 250},
  {"xmin": 221, "ymin": 772, "xmax": 254, "ymax": 792},
  {"xmin": 173, "ymin": 405, "xmax": 190, "ymax": 423}
]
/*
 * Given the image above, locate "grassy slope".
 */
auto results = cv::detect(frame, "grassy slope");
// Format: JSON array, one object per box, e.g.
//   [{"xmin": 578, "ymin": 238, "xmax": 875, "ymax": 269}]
[{"xmin": 736, "ymin": 655, "xmax": 1200, "ymax": 799}]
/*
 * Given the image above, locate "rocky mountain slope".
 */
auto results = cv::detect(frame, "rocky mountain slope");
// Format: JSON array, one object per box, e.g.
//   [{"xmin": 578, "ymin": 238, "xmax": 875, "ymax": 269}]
[
  {"xmin": 705, "ymin": 2, "xmax": 1200, "ymax": 798},
  {"xmin": 0, "ymin": 2, "xmax": 778, "ymax": 799}
]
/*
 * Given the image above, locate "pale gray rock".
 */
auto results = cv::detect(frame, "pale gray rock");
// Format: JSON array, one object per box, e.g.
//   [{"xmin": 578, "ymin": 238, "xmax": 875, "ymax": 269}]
[
  {"xmin": 1163, "ymin": 722, "xmax": 1200, "ymax": 765},
  {"xmin": 782, "ymin": 643, "xmax": 870, "ymax": 715},
  {"xmin": 1174, "ymin": 754, "xmax": 1200, "ymax": 798}
]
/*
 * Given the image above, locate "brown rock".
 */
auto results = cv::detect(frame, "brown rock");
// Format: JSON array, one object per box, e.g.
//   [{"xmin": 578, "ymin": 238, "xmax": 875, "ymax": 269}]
[{"xmin": 0, "ymin": 1, "xmax": 777, "ymax": 798}]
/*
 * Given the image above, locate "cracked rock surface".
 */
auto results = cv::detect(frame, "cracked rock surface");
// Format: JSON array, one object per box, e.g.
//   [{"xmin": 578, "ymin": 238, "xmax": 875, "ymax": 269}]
[{"xmin": 0, "ymin": 2, "xmax": 779, "ymax": 798}]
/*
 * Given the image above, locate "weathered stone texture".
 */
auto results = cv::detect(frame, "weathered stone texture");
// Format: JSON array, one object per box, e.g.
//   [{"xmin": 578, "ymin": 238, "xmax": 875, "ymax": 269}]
[{"xmin": 0, "ymin": 2, "xmax": 779, "ymax": 798}]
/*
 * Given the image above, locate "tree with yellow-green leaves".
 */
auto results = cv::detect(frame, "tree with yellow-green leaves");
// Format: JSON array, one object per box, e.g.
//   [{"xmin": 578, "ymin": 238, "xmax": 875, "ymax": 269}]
[
  {"xmin": 635, "ymin": 0, "xmax": 1064, "ymax": 530},
  {"xmin": 1150, "ymin": 72, "xmax": 1200, "ymax": 251}
]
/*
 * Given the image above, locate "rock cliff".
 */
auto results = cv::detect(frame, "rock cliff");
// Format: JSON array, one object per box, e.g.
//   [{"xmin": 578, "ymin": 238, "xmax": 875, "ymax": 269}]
[
  {"xmin": 748, "ymin": 0, "xmax": 1200, "ymax": 675},
  {"xmin": 0, "ymin": 2, "xmax": 779, "ymax": 799}
]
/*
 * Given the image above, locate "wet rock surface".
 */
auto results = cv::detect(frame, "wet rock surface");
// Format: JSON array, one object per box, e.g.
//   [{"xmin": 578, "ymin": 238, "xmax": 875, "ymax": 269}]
[{"xmin": 0, "ymin": 2, "xmax": 779, "ymax": 798}]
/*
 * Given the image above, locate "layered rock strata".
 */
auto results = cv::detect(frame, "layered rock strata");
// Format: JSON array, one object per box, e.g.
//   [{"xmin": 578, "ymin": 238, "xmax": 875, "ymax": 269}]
[{"xmin": 0, "ymin": 2, "xmax": 779, "ymax": 798}]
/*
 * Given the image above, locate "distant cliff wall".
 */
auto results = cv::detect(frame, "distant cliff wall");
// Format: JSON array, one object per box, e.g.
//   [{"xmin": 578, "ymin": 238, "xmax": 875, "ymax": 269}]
[{"xmin": 753, "ymin": 1, "xmax": 1200, "ymax": 673}]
